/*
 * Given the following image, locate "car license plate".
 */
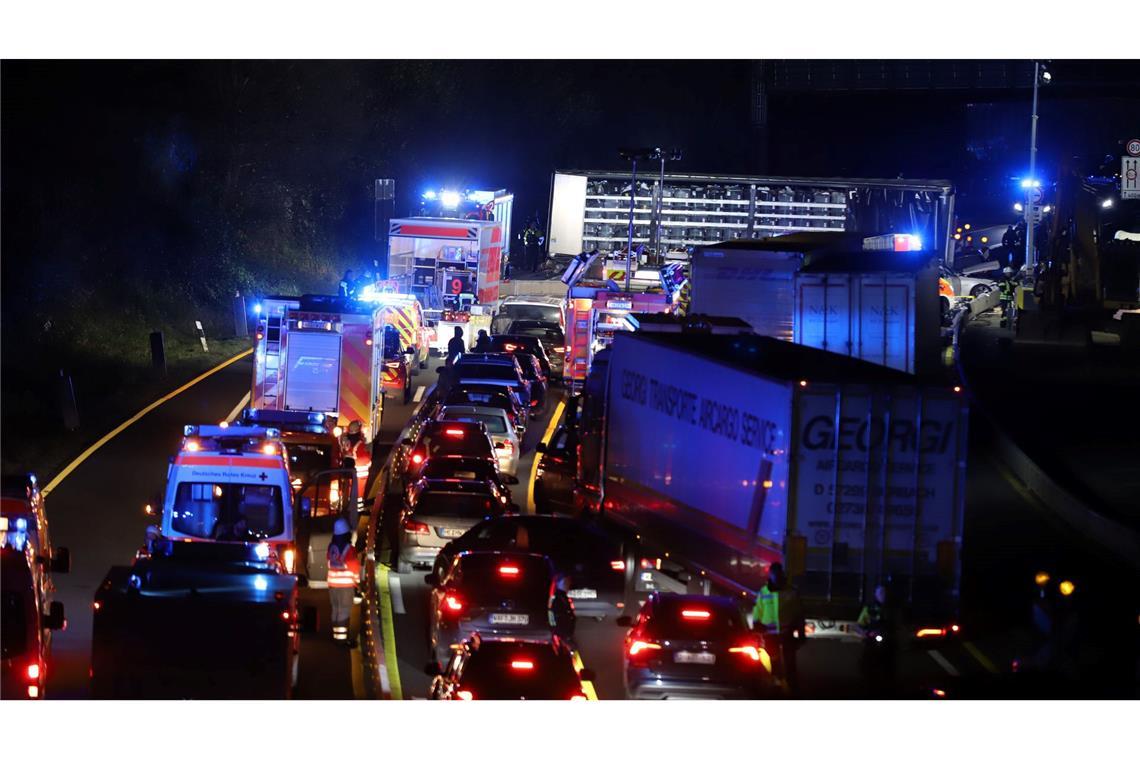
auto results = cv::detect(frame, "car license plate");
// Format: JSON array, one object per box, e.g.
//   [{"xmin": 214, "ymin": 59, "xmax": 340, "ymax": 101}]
[
  {"xmin": 490, "ymin": 613, "xmax": 529, "ymax": 625},
  {"xmin": 437, "ymin": 527, "xmax": 466, "ymax": 538},
  {"xmin": 566, "ymin": 588, "xmax": 597, "ymax": 600},
  {"xmin": 674, "ymin": 651, "xmax": 716, "ymax": 665}
]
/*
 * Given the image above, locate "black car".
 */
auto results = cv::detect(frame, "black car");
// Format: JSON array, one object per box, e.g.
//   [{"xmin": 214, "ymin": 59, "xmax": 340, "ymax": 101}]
[
  {"xmin": 534, "ymin": 424, "xmax": 577, "ymax": 513},
  {"xmin": 401, "ymin": 420, "xmax": 496, "ymax": 481},
  {"xmin": 486, "ymin": 334, "xmax": 554, "ymax": 382},
  {"xmin": 427, "ymin": 636, "xmax": 591, "ymax": 701},
  {"xmin": 433, "ymin": 514, "xmax": 628, "ymax": 620},
  {"xmin": 453, "ymin": 353, "xmax": 532, "ymax": 409},
  {"xmin": 504, "ymin": 320, "xmax": 565, "ymax": 378},
  {"xmin": 407, "ymin": 456, "xmax": 518, "ymax": 505},
  {"xmin": 425, "ymin": 550, "xmax": 574, "ymax": 664},
  {"xmin": 438, "ymin": 384, "xmax": 528, "ymax": 433},
  {"xmin": 619, "ymin": 592, "xmax": 773, "ymax": 699}
]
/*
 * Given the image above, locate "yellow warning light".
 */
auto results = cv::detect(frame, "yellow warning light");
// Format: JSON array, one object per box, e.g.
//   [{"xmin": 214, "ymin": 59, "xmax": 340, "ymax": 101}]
[
  {"xmin": 1059, "ymin": 580, "xmax": 1075, "ymax": 597},
  {"xmin": 1035, "ymin": 571, "xmax": 1050, "ymax": 587}
]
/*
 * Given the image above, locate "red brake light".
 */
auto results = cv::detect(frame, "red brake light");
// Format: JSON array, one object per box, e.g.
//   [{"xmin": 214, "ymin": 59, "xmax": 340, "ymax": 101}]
[
  {"xmin": 569, "ymin": 692, "xmax": 588, "ymax": 701},
  {"xmin": 950, "ymin": 624, "xmax": 960, "ymax": 633},
  {"xmin": 456, "ymin": 690, "xmax": 474, "ymax": 701},
  {"xmin": 628, "ymin": 640, "xmax": 662, "ymax": 657},
  {"xmin": 610, "ymin": 560, "xmax": 626, "ymax": 571},
  {"xmin": 410, "ymin": 452, "xmax": 425, "ymax": 465},
  {"xmin": 681, "ymin": 609, "xmax": 711, "ymax": 620},
  {"xmin": 915, "ymin": 627, "xmax": 946, "ymax": 639},
  {"xmin": 498, "ymin": 565, "xmax": 521, "ymax": 577},
  {"xmin": 26, "ymin": 663, "xmax": 41, "ymax": 680},
  {"xmin": 530, "ymin": 399, "xmax": 539, "ymax": 407},
  {"xmin": 504, "ymin": 343, "xmax": 518, "ymax": 351},
  {"xmin": 444, "ymin": 594, "xmax": 464, "ymax": 612},
  {"xmin": 402, "ymin": 518, "xmax": 430, "ymax": 535},
  {"xmin": 444, "ymin": 428, "xmax": 465, "ymax": 437},
  {"xmin": 728, "ymin": 644, "xmax": 762, "ymax": 662},
  {"xmin": 510, "ymin": 660, "xmax": 534, "ymax": 671}
]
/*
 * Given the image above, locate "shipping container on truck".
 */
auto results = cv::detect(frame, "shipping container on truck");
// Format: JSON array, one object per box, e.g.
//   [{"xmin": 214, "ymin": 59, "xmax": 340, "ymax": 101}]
[
  {"xmin": 386, "ymin": 217, "xmax": 506, "ymax": 311},
  {"xmin": 252, "ymin": 295, "xmax": 385, "ymax": 443},
  {"xmin": 547, "ymin": 170, "xmax": 955, "ymax": 265},
  {"xmin": 576, "ymin": 331, "xmax": 968, "ymax": 637},
  {"xmin": 691, "ymin": 238, "xmax": 942, "ymax": 376}
]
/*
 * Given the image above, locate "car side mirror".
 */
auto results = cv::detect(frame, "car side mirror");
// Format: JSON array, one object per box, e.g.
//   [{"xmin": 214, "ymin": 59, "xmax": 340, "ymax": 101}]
[
  {"xmin": 616, "ymin": 615, "xmax": 633, "ymax": 627},
  {"xmin": 503, "ymin": 475, "xmax": 519, "ymax": 486},
  {"xmin": 579, "ymin": 668, "xmax": 597, "ymax": 682},
  {"xmin": 44, "ymin": 601, "xmax": 66, "ymax": 631},
  {"xmin": 425, "ymin": 573, "xmax": 439, "ymax": 587},
  {"xmin": 534, "ymin": 442, "xmax": 547, "ymax": 454},
  {"xmin": 424, "ymin": 661, "xmax": 443, "ymax": 677},
  {"xmin": 301, "ymin": 496, "xmax": 313, "ymax": 517},
  {"xmin": 51, "ymin": 546, "xmax": 71, "ymax": 574}
]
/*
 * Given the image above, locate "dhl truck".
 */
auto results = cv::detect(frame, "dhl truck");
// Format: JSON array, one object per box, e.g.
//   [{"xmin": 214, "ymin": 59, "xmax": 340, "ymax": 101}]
[
  {"xmin": 253, "ymin": 294, "xmax": 386, "ymax": 439},
  {"xmin": 576, "ymin": 330, "xmax": 968, "ymax": 641}
]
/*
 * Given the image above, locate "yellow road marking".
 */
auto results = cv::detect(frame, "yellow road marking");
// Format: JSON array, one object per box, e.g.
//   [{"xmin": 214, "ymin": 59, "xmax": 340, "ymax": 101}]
[
  {"xmin": 526, "ymin": 399, "xmax": 566, "ymax": 515},
  {"xmin": 963, "ymin": 641, "xmax": 999, "ymax": 674},
  {"xmin": 572, "ymin": 651, "xmax": 599, "ymax": 700},
  {"xmin": 41, "ymin": 348, "xmax": 253, "ymax": 497},
  {"xmin": 377, "ymin": 564, "xmax": 403, "ymax": 700},
  {"xmin": 225, "ymin": 391, "xmax": 251, "ymax": 422}
]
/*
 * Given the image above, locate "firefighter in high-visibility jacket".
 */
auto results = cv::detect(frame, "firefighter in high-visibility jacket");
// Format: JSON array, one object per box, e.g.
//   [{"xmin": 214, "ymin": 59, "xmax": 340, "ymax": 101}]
[
  {"xmin": 750, "ymin": 562, "xmax": 805, "ymax": 693},
  {"xmin": 327, "ymin": 518, "xmax": 360, "ymax": 647}
]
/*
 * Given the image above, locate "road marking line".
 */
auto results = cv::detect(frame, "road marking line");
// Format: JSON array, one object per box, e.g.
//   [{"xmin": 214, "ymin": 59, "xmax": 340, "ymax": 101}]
[
  {"xmin": 572, "ymin": 651, "xmax": 599, "ymax": 700},
  {"xmin": 389, "ymin": 574, "xmax": 406, "ymax": 614},
  {"xmin": 377, "ymin": 564, "xmax": 403, "ymax": 700},
  {"xmin": 963, "ymin": 641, "xmax": 1000, "ymax": 674},
  {"xmin": 413, "ymin": 385, "xmax": 426, "ymax": 403},
  {"xmin": 225, "ymin": 391, "xmax": 251, "ymax": 422},
  {"xmin": 526, "ymin": 399, "xmax": 566, "ymax": 515},
  {"xmin": 928, "ymin": 649, "xmax": 960, "ymax": 677},
  {"xmin": 41, "ymin": 348, "xmax": 254, "ymax": 497}
]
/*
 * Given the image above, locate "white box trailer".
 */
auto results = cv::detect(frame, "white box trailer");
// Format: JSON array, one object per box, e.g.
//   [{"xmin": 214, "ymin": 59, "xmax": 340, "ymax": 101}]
[{"xmin": 578, "ymin": 331, "xmax": 967, "ymax": 631}]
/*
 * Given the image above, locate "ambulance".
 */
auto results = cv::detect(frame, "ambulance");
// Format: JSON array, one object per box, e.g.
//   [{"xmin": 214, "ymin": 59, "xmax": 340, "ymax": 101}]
[{"xmin": 252, "ymin": 294, "xmax": 385, "ymax": 442}]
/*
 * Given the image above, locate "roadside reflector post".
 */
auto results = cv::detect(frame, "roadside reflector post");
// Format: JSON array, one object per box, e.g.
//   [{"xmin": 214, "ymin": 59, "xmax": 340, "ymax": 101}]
[
  {"xmin": 58, "ymin": 369, "xmax": 80, "ymax": 431},
  {"xmin": 232, "ymin": 291, "xmax": 249, "ymax": 338},
  {"xmin": 195, "ymin": 320, "xmax": 209, "ymax": 352},
  {"xmin": 149, "ymin": 330, "xmax": 167, "ymax": 377}
]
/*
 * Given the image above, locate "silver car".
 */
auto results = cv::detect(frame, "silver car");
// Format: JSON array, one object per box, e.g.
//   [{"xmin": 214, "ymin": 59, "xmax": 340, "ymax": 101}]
[
  {"xmin": 436, "ymin": 405, "xmax": 520, "ymax": 477},
  {"xmin": 396, "ymin": 479, "xmax": 509, "ymax": 573}
]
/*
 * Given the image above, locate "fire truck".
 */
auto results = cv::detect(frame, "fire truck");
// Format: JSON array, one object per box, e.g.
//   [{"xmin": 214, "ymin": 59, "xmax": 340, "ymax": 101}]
[
  {"xmin": 252, "ymin": 294, "xmax": 385, "ymax": 441},
  {"xmin": 563, "ymin": 288, "xmax": 673, "ymax": 391},
  {"xmin": 355, "ymin": 291, "xmax": 429, "ymax": 404}
]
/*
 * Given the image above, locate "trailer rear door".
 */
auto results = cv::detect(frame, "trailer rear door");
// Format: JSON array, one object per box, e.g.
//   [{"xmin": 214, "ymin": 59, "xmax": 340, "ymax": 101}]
[{"xmin": 284, "ymin": 332, "xmax": 342, "ymax": 413}]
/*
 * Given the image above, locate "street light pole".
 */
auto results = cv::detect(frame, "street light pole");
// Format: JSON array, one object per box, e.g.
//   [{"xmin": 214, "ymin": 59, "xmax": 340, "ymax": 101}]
[
  {"xmin": 625, "ymin": 157, "xmax": 639, "ymax": 293},
  {"xmin": 1025, "ymin": 60, "xmax": 1041, "ymax": 270}
]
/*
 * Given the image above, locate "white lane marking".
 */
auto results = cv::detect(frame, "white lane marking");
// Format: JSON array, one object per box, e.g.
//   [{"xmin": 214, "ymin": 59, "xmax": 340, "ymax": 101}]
[
  {"xmin": 413, "ymin": 385, "xmax": 426, "ymax": 403},
  {"xmin": 928, "ymin": 649, "xmax": 960, "ymax": 677},
  {"xmin": 389, "ymin": 574, "xmax": 406, "ymax": 615},
  {"xmin": 225, "ymin": 391, "xmax": 252, "ymax": 422}
]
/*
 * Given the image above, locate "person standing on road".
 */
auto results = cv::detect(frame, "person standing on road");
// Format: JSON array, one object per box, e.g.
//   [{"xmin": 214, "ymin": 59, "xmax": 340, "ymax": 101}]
[
  {"xmin": 472, "ymin": 329, "xmax": 492, "ymax": 353},
  {"xmin": 446, "ymin": 326, "xmax": 466, "ymax": 366},
  {"xmin": 326, "ymin": 518, "xmax": 360, "ymax": 647},
  {"xmin": 750, "ymin": 562, "xmax": 805, "ymax": 694}
]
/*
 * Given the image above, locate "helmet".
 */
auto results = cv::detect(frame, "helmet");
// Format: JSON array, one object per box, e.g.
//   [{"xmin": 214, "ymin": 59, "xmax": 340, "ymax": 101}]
[
  {"xmin": 1003, "ymin": 267, "xmax": 1014, "ymax": 276},
  {"xmin": 347, "ymin": 420, "xmax": 363, "ymax": 435},
  {"xmin": 333, "ymin": 517, "xmax": 351, "ymax": 536}
]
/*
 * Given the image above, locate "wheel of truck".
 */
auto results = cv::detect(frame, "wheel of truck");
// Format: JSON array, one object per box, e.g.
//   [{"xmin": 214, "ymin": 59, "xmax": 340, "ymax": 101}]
[{"xmin": 970, "ymin": 283, "xmax": 992, "ymax": 298}]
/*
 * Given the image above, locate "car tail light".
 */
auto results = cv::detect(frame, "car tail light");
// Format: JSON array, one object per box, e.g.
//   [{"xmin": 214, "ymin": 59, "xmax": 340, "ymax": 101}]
[
  {"xmin": 628, "ymin": 640, "xmax": 662, "ymax": 657},
  {"xmin": 26, "ymin": 663, "xmax": 41, "ymax": 680},
  {"xmin": 530, "ymin": 398, "xmax": 539, "ymax": 407},
  {"xmin": 444, "ymin": 428, "xmax": 465, "ymax": 437},
  {"xmin": 510, "ymin": 660, "xmax": 534, "ymax": 671},
  {"xmin": 444, "ymin": 594, "xmax": 464, "ymax": 612},
  {"xmin": 915, "ymin": 627, "xmax": 946, "ymax": 639},
  {"xmin": 27, "ymin": 685, "xmax": 39, "ymax": 699},
  {"xmin": 610, "ymin": 560, "xmax": 626, "ymax": 571},
  {"xmin": 283, "ymin": 547, "xmax": 296, "ymax": 574},
  {"xmin": 728, "ymin": 644, "xmax": 761, "ymax": 662},
  {"xmin": 569, "ymin": 692, "xmax": 588, "ymax": 701},
  {"xmin": 681, "ymin": 609, "xmax": 711, "ymax": 620},
  {"xmin": 403, "ymin": 518, "xmax": 430, "ymax": 535},
  {"xmin": 409, "ymin": 451, "xmax": 425, "ymax": 466},
  {"xmin": 456, "ymin": 690, "xmax": 474, "ymax": 700},
  {"xmin": 504, "ymin": 343, "xmax": 518, "ymax": 352},
  {"xmin": 498, "ymin": 564, "xmax": 520, "ymax": 577}
]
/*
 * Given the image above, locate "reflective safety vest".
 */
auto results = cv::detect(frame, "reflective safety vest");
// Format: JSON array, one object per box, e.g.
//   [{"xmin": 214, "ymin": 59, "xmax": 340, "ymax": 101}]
[
  {"xmin": 751, "ymin": 585, "xmax": 801, "ymax": 634},
  {"xmin": 327, "ymin": 544, "xmax": 360, "ymax": 588}
]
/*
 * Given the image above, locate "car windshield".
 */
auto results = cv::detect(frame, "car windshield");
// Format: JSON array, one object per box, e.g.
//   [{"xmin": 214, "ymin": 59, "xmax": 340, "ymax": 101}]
[
  {"xmin": 458, "ymin": 644, "xmax": 580, "ymax": 699},
  {"xmin": 501, "ymin": 304, "xmax": 561, "ymax": 324},
  {"xmin": 414, "ymin": 492, "xmax": 495, "ymax": 518},
  {"xmin": 646, "ymin": 597, "xmax": 745, "ymax": 639},
  {"xmin": 171, "ymin": 482, "xmax": 285, "ymax": 540},
  {"xmin": 440, "ymin": 413, "xmax": 508, "ymax": 435},
  {"xmin": 456, "ymin": 364, "xmax": 519, "ymax": 383},
  {"xmin": 1, "ymin": 589, "xmax": 28, "ymax": 658},
  {"xmin": 285, "ymin": 443, "xmax": 332, "ymax": 478}
]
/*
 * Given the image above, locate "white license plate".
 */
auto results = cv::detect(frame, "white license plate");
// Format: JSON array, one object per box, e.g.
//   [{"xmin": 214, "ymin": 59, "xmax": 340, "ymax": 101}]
[
  {"xmin": 490, "ymin": 613, "xmax": 529, "ymax": 625},
  {"xmin": 566, "ymin": 588, "xmax": 597, "ymax": 600},
  {"xmin": 437, "ymin": 527, "xmax": 466, "ymax": 538},
  {"xmin": 674, "ymin": 651, "xmax": 716, "ymax": 665}
]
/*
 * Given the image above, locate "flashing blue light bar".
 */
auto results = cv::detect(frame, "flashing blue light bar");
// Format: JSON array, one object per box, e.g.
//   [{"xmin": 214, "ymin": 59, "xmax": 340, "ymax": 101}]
[
  {"xmin": 1020, "ymin": 179, "xmax": 1041, "ymax": 189},
  {"xmin": 254, "ymin": 543, "xmax": 271, "ymax": 561},
  {"xmin": 440, "ymin": 190, "xmax": 461, "ymax": 209},
  {"xmin": 466, "ymin": 190, "xmax": 495, "ymax": 204},
  {"xmin": 423, "ymin": 189, "xmax": 438, "ymax": 200},
  {"xmin": 253, "ymin": 303, "xmax": 262, "ymax": 315}
]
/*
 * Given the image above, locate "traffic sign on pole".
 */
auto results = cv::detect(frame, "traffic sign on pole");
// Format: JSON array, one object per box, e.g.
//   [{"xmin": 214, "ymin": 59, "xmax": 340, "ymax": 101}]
[
  {"xmin": 1029, "ymin": 186, "xmax": 1044, "ymax": 204},
  {"xmin": 1123, "ymin": 157, "xmax": 1140, "ymax": 200},
  {"xmin": 1125, "ymin": 138, "xmax": 1140, "ymax": 158}
]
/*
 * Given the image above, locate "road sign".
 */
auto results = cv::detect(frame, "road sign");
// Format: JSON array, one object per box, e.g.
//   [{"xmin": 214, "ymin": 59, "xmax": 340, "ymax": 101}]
[
  {"xmin": 1126, "ymin": 138, "xmax": 1140, "ymax": 157},
  {"xmin": 1124, "ymin": 157, "xmax": 1140, "ymax": 200},
  {"xmin": 1029, "ymin": 186, "xmax": 1044, "ymax": 203}
]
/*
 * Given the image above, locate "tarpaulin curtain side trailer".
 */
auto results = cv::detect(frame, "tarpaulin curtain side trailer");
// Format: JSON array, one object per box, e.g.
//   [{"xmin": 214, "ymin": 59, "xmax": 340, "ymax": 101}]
[{"xmin": 581, "ymin": 331, "xmax": 967, "ymax": 625}]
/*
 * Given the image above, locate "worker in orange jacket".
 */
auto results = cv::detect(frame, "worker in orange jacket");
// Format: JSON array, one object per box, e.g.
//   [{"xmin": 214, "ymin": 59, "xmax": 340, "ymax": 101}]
[{"xmin": 327, "ymin": 518, "xmax": 360, "ymax": 648}]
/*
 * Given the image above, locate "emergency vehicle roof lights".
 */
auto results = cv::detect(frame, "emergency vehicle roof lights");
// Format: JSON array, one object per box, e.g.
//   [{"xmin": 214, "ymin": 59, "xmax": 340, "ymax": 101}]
[
  {"xmin": 254, "ymin": 543, "xmax": 271, "ymax": 561},
  {"xmin": 441, "ymin": 190, "xmax": 461, "ymax": 209},
  {"xmin": 253, "ymin": 303, "xmax": 262, "ymax": 315}
]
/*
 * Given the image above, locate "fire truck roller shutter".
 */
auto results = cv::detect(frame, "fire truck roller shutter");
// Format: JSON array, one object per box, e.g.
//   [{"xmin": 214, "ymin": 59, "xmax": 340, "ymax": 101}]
[
  {"xmin": 337, "ymin": 325, "xmax": 374, "ymax": 438},
  {"xmin": 283, "ymin": 332, "xmax": 342, "ymax": 414}
]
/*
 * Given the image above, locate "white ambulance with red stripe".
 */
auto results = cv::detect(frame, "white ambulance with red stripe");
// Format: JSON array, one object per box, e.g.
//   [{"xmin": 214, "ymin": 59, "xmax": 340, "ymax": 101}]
[
  {"xmin": 252, "ymin": 295, "xmax": 385, "ymax": 444},
  {"xmin": 161, "ymin": 424, "xmax": 298, "ymax": 574}
]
